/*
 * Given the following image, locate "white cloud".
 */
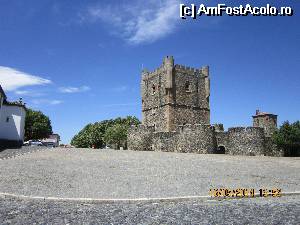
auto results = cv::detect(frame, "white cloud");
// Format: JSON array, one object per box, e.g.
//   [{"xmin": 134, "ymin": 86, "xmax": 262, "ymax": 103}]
[
  {"xmin": 14, "ymin": 90, "xmax": 31, "ymax": 95},
  {"xmin": 59, "ymin": 86, "xmax": 91, "ymax": 93},
  {"xmin": 86, "ymin": 0, "xmax": 180, "ymax": 44},
  {"xmin": 31, "ymin": 99, "xmax": 63, "ymax": 106},
  {"xmin": 14, "ymin": 90, "xmax": 45, "ymax": 97},
  {"xmin": 0, "ymin": 66, "xmax": 51, "ymax": 91}
]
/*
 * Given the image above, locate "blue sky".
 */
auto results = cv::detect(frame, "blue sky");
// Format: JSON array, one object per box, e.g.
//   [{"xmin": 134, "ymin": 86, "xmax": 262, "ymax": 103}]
[{"xmin": 0, "ymin": 0, "xmax": 299, "ymax": 144}]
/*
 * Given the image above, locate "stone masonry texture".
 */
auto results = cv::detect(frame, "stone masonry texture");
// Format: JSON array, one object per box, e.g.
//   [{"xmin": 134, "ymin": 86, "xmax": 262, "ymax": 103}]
[{"xmin": 128, "ymin": 56, "xmax": 280, "ymax": 156}]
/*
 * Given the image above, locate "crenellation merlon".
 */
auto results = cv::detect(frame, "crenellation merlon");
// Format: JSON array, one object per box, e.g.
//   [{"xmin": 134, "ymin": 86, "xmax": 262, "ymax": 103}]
[
  {"xmin": 174, "ymin": 64, "xmax": 204, "ymax": 75},
  {"xmin": 201, "ymin": 66, "xmax": 209, "ymax": 77},
  {"xmin": 143, "ymin": 63, "xmax": 208, "ymax": 79},
  {"xmin": 142, "ymin": 66, "xmax": 165, "ymax": 80}
]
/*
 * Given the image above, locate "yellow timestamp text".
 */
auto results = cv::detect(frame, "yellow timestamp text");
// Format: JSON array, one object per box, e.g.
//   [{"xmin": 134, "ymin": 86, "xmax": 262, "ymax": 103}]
[{"xmin": 209, "ymin": 188, "xmax": 282, "ymax": 198}]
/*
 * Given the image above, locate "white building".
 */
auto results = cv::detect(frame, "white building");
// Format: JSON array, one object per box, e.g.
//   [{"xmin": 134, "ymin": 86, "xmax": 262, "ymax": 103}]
[{"xmin": 0, "ymin": 85, "xmax": 26, "ymax": 148}]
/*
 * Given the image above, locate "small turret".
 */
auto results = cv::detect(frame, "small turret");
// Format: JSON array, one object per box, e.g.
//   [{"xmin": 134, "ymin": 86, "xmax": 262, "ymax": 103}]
[
  {"xmin": 201, "ymin": 65, "xmax": 209, "ymax": 77},
  {"xmin": 163, "ymin": 55, "xmax": 174, "ymax": 66},
  {"xmin": 252, "ymin": 109, "xmax": 278, "ymax": 137},
  {"xmin": 164, "ymin": 56, "xmax": 174, "ymax": 89},
  {"xmin": 141, "ymin": 69, "xmax": 149, "ymax": 81}
]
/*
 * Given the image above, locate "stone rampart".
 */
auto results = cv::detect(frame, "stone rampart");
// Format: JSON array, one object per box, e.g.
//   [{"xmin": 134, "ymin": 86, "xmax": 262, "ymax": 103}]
[
  {"xmin": 128, "ymin": 124, "xmax": 282, "ymax": 156},
  {"xmin": 227, "ymin": 127, "xmax": 266, "ymax": 156},
  {"xmin": 127, "ymin": 125, "xmax": 154, "ymax": 151},
  {"xmin": 215, "ymin": 131, "xmax": 229, "ymax": 153},
  {"xmin": 176, "ymin": 124, "xmax": 215, "ymax": 153},
  {"xmin": 128, "ymin": 124, "xmax": 216, "ymax": 154}
]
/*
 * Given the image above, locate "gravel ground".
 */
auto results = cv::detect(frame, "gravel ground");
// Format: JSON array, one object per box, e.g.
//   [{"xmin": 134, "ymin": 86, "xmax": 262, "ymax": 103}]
[
  {"xmin": 0, "ymin": 148, "xmax": 299, "ymax": 199},
  {"xmin": 0, "ymin": 146, "xmax": 52, "ymax": 160},
  {"xmin": 0, "ymin": 195, "xmax": 299, "ymax": 225},
  {"xmin": 0, "ymin": 147, "xmax": 299, "ymax": 224}
]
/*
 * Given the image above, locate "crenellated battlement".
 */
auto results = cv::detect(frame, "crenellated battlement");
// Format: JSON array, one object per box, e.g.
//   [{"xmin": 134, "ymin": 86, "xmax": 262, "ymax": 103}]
[
  {"xmin": 142, "ymin": 56, "xmax": 209, "ymax": 81},
  {"xmin": 142, "ymin": 64, "xmax": 209, "ymax": 79},
  {"xmin": 174, "ymin": 64, "xmax": 203, "ymax": 75},
  {"xmin": 142, "ymin": 65, "xmax": 165, "ymax": 80},
  {"xmin": 175, "ymin": 64, "xmax": 209, "ymax": 76},
  {"xmin": 176, "ymin": 124, "xmax": 212, "ymax": 133},
  {"xmin": 228, "ymin": 126, "xmax": 264, "ymax": 133},
  {"xmin": 129, "ymin": 124, "xmax": 155, "ymax": 132}
]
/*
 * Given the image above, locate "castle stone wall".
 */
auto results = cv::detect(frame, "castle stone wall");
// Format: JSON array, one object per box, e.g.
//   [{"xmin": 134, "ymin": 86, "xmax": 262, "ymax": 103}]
[
  {"xmin": 176, "ymin": 124, "xmax": 215, "ymax": 153},
  {"xmin": 142, "ymin": 107, "xmax": 168, "ymax": 132},
  {"xmin": 141, "ymin": 57, "xmax": 210, "ymax": 132},
  {"xmin": 128, "ymin": 125, "xmax": 282, "ymax": 156},
  {"xmin": 173, "ymin": 107, "xmax": 209, "ymax": 127},
  {"xmin": 174, "ymin": 71, "xmax": 199, "ymax": 106},
  {"xmin": 152, "ymin": 132, "xmax": 177, "ymax": 152},
  {"xmin": 128, "ymin": 124, "xmax": 216, "ymax": 154},
  {"xmin": 215, "ymin": 131, "xmax": 229, "ymax": 153},
  {"xmin": 227, "ymin": 127, "xmax": 266, "ymax": 156},
  {"xmin": 127, "ymin": 125, "xmax": 154, "ymax": 151},
  {"xmin": 173, "ymin": 67, "xmax": 210, "ymax": 125}
]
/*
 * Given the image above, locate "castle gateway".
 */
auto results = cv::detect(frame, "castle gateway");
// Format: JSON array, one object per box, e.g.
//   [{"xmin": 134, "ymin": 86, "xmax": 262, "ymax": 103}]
[{"xmin": 128, "ymin": 56, "xmax": 282, "ymax": 156}]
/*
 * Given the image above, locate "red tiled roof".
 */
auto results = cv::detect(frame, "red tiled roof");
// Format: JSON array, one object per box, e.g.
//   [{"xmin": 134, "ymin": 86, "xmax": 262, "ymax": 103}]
[
  {"xmin": 253, "ymin": 112, "xmax": 277, "ymax": 117},
  {"xmin": 257, "ymin": 112, "xmax": 271, "ymax": 116}
]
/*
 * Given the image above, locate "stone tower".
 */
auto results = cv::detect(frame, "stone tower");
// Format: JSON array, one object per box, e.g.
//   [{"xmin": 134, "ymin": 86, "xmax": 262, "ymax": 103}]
[
  {"xmin": 252, "ymin": 109, "xmax": 278, "ymax": 137},
  {"xmin": 141, "ymin": 56, "xmax": 210, "ymax": 132}
]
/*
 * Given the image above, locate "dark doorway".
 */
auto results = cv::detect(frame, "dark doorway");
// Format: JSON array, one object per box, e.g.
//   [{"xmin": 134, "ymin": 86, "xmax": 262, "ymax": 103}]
[{"xmin": 217, "ymin": 146, "xmax": 225, "ymax": 154}]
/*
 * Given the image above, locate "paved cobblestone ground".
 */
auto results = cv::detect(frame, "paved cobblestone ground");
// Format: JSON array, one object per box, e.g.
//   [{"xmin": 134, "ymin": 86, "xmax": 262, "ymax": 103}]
[
  {"xmin": 0, "ymin": 148, "xmax": 299, "ymax": 199},
  {"xmin": 0, "ymin": 195, "xmax": 299, "ymax": 224}
]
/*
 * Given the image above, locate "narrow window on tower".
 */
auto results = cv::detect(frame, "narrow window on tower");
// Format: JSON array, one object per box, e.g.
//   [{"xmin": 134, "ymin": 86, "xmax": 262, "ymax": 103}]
[
  {"xmin": 152, "ymin": 84, "xmax": 156, "ymax": 95},
  {"xmin": 185, "ymin": 81, "xmax": 191, "ymax": 92}
]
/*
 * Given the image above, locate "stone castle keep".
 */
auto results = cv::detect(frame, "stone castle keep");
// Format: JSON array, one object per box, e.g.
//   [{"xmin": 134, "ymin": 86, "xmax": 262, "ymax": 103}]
[{"xmin": 128, "ymin": 56, "xmax": 281, "ymax": 156}]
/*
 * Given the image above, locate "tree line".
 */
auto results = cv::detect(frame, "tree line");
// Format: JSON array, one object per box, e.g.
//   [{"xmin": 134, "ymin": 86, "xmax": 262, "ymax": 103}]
[
  {"xmin": 272, "ymin": 121, "xmax": 300, "ymax": 156},
  {"xmin": 70, "ymin": 116, "xmax": 140, "ymax": 149}
]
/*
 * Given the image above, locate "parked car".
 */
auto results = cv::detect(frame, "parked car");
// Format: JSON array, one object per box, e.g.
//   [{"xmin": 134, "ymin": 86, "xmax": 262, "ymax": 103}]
[
  {"xmin": 24, "ymin": 140, "xmax": 43, "ymax": 146},
  {"xmin": 23, "ymin": 141, "xmax": 30, "ymax": 146}
]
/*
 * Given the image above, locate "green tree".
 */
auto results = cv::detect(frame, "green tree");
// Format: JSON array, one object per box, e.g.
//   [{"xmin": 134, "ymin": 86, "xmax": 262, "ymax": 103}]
[
  {"xmin": 272, "ymin": 121, "xmax": 300, "ymax": 156},
  {"xmin": 70, "ymin": 124, "xmax": 93, "ymax": 148},
  {"xmin": 104, "ymin": 124, "xmax": 127, "ymax": 149},
  {"xmin": 71, "ymin": 116, "xmax": 140, "ymax": 149},
  {"xmin": 25, "ymin": 108, "xmax": 53, "ymax": 140}
]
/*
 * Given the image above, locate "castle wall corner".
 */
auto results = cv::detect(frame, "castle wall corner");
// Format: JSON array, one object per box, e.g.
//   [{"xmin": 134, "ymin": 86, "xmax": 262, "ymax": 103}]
[{"xmin": 227, "ymin": 127, "xmax": 266, "ymax": 156}]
